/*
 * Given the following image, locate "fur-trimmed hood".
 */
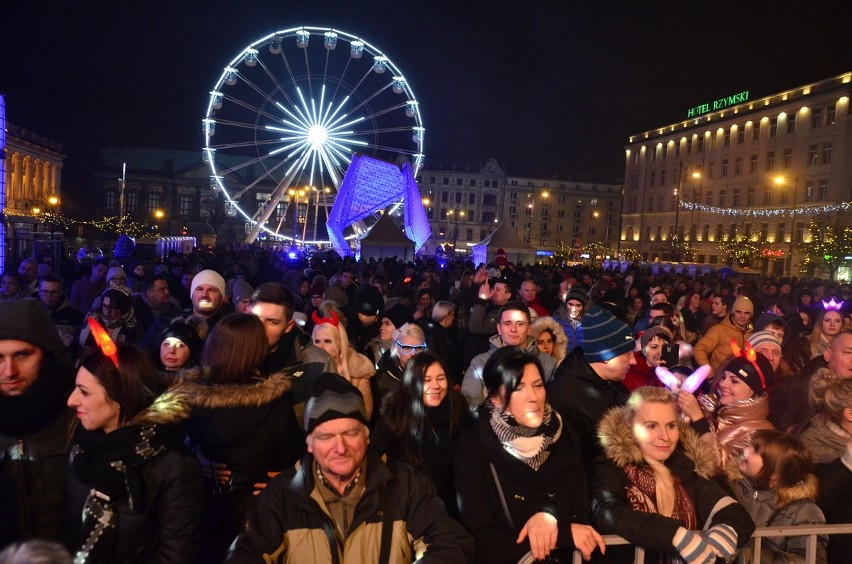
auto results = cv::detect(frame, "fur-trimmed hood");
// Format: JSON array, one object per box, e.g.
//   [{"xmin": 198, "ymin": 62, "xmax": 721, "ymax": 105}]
[
  {"xmin": 180, "ymin": 372, "xmax": 292, "ymax": 410},
  {"xmin": 529, "ymin": 316, "xmax": 569, "ymax": 365},
  {"xmin": 126, "ymin": 384, "xmax": 194, "ymax": 427},
  {"xmin": 597, "ymin": 404, "xmax": 718, "ymax": 479}
]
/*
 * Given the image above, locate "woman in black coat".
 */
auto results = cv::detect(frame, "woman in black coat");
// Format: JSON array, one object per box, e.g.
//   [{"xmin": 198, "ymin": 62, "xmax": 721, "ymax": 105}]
[
  {"xmin": 372, "ymin": 351, "xmax": 472, "ymax": 517},
  {"xmin": 65, "ymin": 339, "xmax": 204, "ymax": 563},
  {"xmin": 181, "ymin": 313, "xmax": 304, "ymax": 562},
  {"xmin": 454, "ymin": 347, "xmax": 605, "ymax": 563}
]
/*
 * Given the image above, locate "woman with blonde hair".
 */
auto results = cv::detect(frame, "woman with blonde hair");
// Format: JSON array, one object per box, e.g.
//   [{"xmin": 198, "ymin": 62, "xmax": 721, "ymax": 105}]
[
  {"xmin": 311, "ymin": 310, "xmax": 375, "ymax": 418},
  {"xmin": 797, "ymin": 368, "xmax": 852, "ymax": 463},
  {"xmin": 593, "ymin": 386, "xmax": 754, "ymax": 563},
  {"xmin": 372, "ymin": 322, "xmax": 427, "ymax": 421},
  {"xmin": 809, "ymin": 308, "xmax": 844, "ymax": 359}
]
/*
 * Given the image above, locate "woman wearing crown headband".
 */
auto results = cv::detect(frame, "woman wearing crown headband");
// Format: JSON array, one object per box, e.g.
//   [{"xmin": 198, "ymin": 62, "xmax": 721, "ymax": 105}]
[
  {"xmin": 677, "ymin": 344, "xmax": 776, "ymax": 468},
  {"xmin": 65, "ymin": 337, "xmax": 204, "ymax": 563},
  {"xmin": 808, "ymin": 306, "xmax": 844, "ymax": 359},
  {"xmin": 310, "ymin": 310, "xmax": 376, "ymax": 419},
  {"xmin": 371, "ymin": 322, "xmax": 427, "ymax": 424},
  {"xmin": 729, "ymin": 429, "xmax": 827, "ymax": 563}
]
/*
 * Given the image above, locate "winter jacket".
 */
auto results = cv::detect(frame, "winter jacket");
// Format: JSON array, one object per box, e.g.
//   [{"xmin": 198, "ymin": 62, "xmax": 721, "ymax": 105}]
[
  {"xmin": 592, "ymin": 406, "xmax": 754, "ymax": 557},
  {"xmin": 815, "ymin": 453, "xmax": 852, "ymax": 564},
  {"xmin": 733, "ymin": 475, "xmax": 827, "ymax": 564},
  {"xmin": 463, "ymin": 299, "xmax": 501, "ymax": 366},
  {"xmin": 461, "ymin": 335, "xmax": 558, "ymax": 413},
  {"xmin": 797, "ymin": 412, "xmax": 851, "ymax": 463},
  {"xmin": 371, "ymin": 350, "xmax": 404, "ymax": 424},
  {"xmin": 547, "ymin": 347, "xmax": 631, "ymax": 473},
  {"xmin": 65, "ymin": 388, "xmax": 205, "ymax": 563},
  {"xmin": 182, "ymin": 373, "xmax": 305, "ymax": 561},
  {"xmin": 694, "ymin": 315, "xmax": 753, "ymax": 369},
  {"xmin": 552, "ymin": 306, "xmax": 583, "ymax": 354},
  {"xmin": 623, "ymin": 351, "xmax": 664, "ymax": 391},
  {"xmin": 46, "ymin": 298, "xmax": 84, "ymax": 346},
  {"xmin": 226, "ymin": 449, "xmax": 474, "ymax": 563},
  {"xmin": 420, "ymin": 318, "xmax": 463, "ymax": 385},
  {"xmin": 455, "ymin": 410, "xmax": 592, "ymax": 563},
  {"xmin": 768, "ymin": 359, "xmax": 828, "ymax": 432},
  {"xmin": 699, "ymin": 393, "xmax": 775, "ymax": 464}
]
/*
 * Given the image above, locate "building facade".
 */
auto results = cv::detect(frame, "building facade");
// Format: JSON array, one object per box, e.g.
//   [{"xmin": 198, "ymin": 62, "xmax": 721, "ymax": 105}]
[
  {"xmin": 621, "ymin": 72, "xmax": 851, "ymax": 276},
  {"xmin": 416, "ymin": 158, "xmax": 621, "ymax": 258}
]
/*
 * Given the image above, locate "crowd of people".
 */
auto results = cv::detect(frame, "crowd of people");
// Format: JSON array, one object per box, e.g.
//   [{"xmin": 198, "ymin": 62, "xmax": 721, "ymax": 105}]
[{"xmin": 1, "ymin": 247, "xmax": 851, "ymax": 563}]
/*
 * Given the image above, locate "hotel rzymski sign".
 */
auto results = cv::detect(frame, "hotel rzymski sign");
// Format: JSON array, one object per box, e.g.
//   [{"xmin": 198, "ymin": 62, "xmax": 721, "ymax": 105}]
[{"xmin": 686, "ymin": 90, "xmax": 750, "ymax": 118}]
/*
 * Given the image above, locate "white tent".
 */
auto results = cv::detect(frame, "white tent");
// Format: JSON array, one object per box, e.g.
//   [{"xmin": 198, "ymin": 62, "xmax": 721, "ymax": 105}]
[
  {"xmin": 357, "ymin": 213, "xmax": 415, "ymax": 261},
  {"xmin": 471, "ymin": 221, "xmax": 539, "ymax": 265}
]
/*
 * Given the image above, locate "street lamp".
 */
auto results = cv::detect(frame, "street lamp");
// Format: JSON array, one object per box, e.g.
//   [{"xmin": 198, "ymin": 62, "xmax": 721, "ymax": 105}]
[
  {"xmin": 448, "ymin": 209, "xmax": 465, "ymax": 254},
  {"xmin": 526, "ymin": 203, "xmax": 533, "ymax": 243},
  {"xmin": 673, "ymin": 164, "xmax": 700, "ymax": 261},
  {"xmin": 774, "ymin": 175, "xmax": 799, "ymax": 276}
]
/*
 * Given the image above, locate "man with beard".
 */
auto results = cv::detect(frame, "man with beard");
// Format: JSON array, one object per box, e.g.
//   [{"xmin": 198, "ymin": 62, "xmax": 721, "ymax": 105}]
[
  {"xmin": 0, "ymin": 299, "xmax": 76, "ymax": 545},
  {"xmin": 37, "ymin": 275, "xmax": 83, "ymax": 348}
]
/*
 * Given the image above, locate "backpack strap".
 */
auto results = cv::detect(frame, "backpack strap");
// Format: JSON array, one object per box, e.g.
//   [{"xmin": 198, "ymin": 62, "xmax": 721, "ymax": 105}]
[{"xmin": 490, "ymin": 462, "xmax": 515, "ymax": 529}]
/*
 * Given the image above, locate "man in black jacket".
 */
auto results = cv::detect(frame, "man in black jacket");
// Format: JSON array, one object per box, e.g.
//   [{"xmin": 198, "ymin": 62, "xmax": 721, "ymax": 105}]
[
  {"xmin": 0, "ymin": 299, "xmax": 76, "ymax": 545},
  {"xmin": 548, "ymin": 306, "xmax": 636, "ymax": 474}
]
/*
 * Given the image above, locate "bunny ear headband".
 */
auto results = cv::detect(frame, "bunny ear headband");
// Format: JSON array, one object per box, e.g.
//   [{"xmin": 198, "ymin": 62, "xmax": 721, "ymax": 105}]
[
  {"xmin": 311, "ymin": 309, "xmax": 340, "ymax": 327},
  {"xmin": 730, "ymin": 339, "xmax": 768, "ymax": 390},
  {"xmin": 87, "ymin": 317, "xmax": 119, "ymax": 368},
  {"xmin": 655, "ymin": 364, "xmax": 711, "ymax": 394}
]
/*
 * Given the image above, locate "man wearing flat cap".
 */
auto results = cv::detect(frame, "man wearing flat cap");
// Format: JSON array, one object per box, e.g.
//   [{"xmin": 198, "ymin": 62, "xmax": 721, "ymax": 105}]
[{"xmin": 227, "ymin": 373, "xmax": 473, "ymax": 562}]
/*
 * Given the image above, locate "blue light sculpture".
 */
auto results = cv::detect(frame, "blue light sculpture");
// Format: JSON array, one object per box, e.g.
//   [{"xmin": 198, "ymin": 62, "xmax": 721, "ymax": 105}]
[{"xmin": 327, "ymin": 154, "xmax": 430, "ymax": 256}]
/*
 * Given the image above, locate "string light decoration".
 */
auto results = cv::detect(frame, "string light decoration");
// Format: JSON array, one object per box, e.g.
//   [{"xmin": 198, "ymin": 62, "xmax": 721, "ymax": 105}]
[
  {"xmin": 717, "ymin": 230, "xmax": 767, "ymax": 267},
  {"xmin": 798, "ymin": 219, "xmax": 852, "ymax": 280},
  {"xmin": 617, "ymin": 247, "xmax": 643, "ymax": 262},
  {"xmin": 21, "ymin": 210, "xmax": 153, "ymax": 238},
  {"xmin": 681, "ymin": 201, "xmax": 852, "ymax": 218}
]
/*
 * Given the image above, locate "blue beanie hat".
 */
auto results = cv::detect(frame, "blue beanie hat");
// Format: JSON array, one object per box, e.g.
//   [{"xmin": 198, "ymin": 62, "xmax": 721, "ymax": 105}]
[{"xmin": 580, "ymin": 306, "xmax": 635, "ymax": 363}]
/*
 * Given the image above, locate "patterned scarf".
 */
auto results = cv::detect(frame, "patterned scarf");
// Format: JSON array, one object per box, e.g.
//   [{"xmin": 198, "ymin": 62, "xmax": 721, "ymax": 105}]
[
  {"xmin": 624, "ymin": 463, "xmax": 697, "ymax": 530},
  {"xmin": 485, "ymin": 398, "xmax": 562, "ymax": 470}
]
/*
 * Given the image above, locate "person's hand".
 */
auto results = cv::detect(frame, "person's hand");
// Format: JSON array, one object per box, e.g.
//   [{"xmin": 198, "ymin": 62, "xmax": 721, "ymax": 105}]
[
  {"xmin": 516, "ymin": 512, "xmax": 558, "ymax": 561},
  {"xmin": 473, "ymin": 266, "xmax": 487, "ymax": 285},
  {"xmin": 196, "ymin": 449, "xmax": 231, "ymax": 485},
  {"xmin": 477, "ymin": 280, "xmax": 493, "ymax": 301},
  {"xmin": 253, "ymin": 471, "xmax": 281, "ymax": 495},
  {"xmin": 413, "ymin": 308, "xmax": 425, "ymax": 320},
  {"xmin": 677, "ymin": 390, "xmax": 704, "ymax": 422},
  {"xmin": 570, "ymin": 523, "xmax": 606, "ymax": 561}
]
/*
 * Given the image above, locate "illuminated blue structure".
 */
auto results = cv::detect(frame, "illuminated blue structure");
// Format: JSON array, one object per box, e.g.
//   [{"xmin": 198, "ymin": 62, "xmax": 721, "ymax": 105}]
[
  {"xmin": 0, "ymin": 94, "xmax": 5, "ymax": 273},
  {"xmin": 327, "ymin": 154, "xmax": 430, "ymax": 256}
]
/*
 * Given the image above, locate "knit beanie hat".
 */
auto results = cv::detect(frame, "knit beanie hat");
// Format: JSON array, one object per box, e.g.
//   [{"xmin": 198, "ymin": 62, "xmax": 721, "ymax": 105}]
[
  {"xmin": 383, "ymin": 303, "xmax": 411, "ymax": 330},
  {"xmin": 580, "ymin": 306, "xmax": 636, "ymax": 363},
  {"xmin": 640, "ymin": 326, "xmax": 672, "ymax": 350},
  {"xmin": 0, "ymin": 299, "xmax": 70, "ymax": 369},
  {"xmin": 748, "ymin": 331, "xmax": 781, "ymax": 351},
  {"xmin": 232, "ymin": 278, "xmax": 254, "ymax": 303},
  {"xmin": 725, "ymin": 353, "xmax": 775, "ymax": 396},
  {"xmin": 106, "ymin": 266, "xmax": 127, "ymax": 283},
  {"xmin": 353, "ymin": 285, "xmax": 384, "ymax": 317},
  {"xmin": 754, "ymin": 312, "xmax": 789, "ymax": 335},
  {"xmin": 191, "ymin": 269, "xmax": 226, "ymax": 297},
  {"xmin": 731, "ymin": 295, "xmax": 754, "ymax": 314},
  {"xmin": 565, "ymin": 285, "xmax": 589, "ymax": 305},
  {"xmin": 160, "ymin": 321, "xmax": 202, "ymax": 359},
  {"xmin": 309, "ymin": 281, "xmax": 325, "ymax": 297},
  {"xmin": 303, "ymin": 372, "xmax": 368, "ymax": 434}
]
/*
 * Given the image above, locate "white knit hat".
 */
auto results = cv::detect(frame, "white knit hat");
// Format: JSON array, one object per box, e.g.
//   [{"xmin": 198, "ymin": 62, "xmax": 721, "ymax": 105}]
[{"xmin": 190, "ymin": 269, "xmax": 226, "ymax": 296}]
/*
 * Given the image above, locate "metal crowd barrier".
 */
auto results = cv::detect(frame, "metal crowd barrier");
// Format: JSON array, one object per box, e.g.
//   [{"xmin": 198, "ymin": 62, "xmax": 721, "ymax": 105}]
[{"xmin": 571, "ymin": 524, "xmax": 852, "ymax": 564}]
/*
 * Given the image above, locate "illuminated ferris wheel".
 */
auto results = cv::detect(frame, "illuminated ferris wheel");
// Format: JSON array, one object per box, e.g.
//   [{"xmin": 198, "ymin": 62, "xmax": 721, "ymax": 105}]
[{"xmin": 202, "ymin": 26, "xmax": 425, "ymax": 244}]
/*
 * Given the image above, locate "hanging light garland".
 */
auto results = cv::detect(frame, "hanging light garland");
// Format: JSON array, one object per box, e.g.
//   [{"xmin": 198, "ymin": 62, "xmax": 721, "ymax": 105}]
[
  {"xmin": 13, "ymin": 210, "xmax": 152, "ymax": 238},
  {"xmin": 681, "ymin": 201, "xmax": 852, "ymax": 218}
]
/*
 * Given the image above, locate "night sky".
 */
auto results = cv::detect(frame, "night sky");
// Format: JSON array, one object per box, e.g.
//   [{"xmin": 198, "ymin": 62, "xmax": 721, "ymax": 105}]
[{"xmin": 2, "ymin": 1, "xmax": 849, "ymax": 186}]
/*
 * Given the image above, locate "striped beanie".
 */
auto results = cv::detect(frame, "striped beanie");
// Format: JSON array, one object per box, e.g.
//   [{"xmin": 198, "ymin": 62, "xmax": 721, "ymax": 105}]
[
  {"xmin": 580, "ymin": 306, "xmax": 636, "ymax": 363},
  {"xmin": 748, "ymin": 331, "xmax": 781, "ymax": 351},
  {"xmin": 303, "ymin": 372, "xmax": 368, "ymax": 434}
]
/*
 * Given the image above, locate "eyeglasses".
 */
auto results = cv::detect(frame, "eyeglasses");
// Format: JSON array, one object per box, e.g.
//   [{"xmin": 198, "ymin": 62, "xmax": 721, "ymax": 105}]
[{"xmin": 395, "ymin": 341, "xmax": 428, "ymax": 355}]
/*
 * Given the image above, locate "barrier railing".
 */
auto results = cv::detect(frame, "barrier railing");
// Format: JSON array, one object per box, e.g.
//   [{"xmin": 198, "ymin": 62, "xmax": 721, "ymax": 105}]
[{"xmin": 571, "ymin": 524, "xmax": 852, "ymax": 564}]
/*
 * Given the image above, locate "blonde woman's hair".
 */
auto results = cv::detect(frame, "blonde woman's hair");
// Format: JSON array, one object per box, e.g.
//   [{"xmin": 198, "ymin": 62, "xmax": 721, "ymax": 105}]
[
  {"xmin": 808, "ymin": 367, "xmax": 852, "ymax": 423},
  {"xmin": 312, "ymin": 321, "xmax": 351, "ymax": 379},
  {"xmin": 390, "ymin": 322, "xmax": 426, "ymax": 361},
  {"xmin": 623, "ymin": 386, "xmax": 675, "ymax": 423}
]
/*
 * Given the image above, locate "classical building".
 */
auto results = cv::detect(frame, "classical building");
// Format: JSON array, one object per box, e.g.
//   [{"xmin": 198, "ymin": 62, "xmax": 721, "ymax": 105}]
[
  {"xmin": 621, "ymin": 71, "xmax": 851, "ymax": 276},
  {"xmin": 416, "ymin": 158, "xmax": 622, "ymax": 258}
]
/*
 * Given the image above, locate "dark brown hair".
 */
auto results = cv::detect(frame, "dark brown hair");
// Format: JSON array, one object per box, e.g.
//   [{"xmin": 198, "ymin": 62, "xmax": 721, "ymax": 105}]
[{"xmin": 200, "ymin": 313, "xmax": 268, "ymax": 384}]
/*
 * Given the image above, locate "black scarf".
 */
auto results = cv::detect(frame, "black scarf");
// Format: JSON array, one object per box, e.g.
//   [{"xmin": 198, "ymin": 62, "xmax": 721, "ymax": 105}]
[
  {"xmin": 0, "ymin": 357, "xmax": 72, "ymax": 437},
  {"xmin": 71, "ymin": 422, "xmax": 183, "ymax": 562}
]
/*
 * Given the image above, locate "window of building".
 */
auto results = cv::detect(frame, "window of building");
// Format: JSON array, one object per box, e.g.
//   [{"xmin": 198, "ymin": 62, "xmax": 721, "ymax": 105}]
[
  {"xmin": 779, "ymin": 189, "xmax": 788, "ymax": 205},
  {"xmin": 812, "ymin": 108, "xmax": 823, "ymax": 128},
  {"xmin": 147, "ymin": 193, "xmax": 160, "ymax": 214},
  {"xmin": 750, "ymin": 154, "xmax": 758, "ymax": 174},
  {"xmin": 786, "ymin": 113, "xmax": 796, "ymax": 133},
  {"xmin": 760, "ymin": 223, "xmax": 769, "ymax": 238},
  {"xmin": 769, "ymin": 118, "xmax": 778, "ymax": 137},
  {"xmin": 470, "ymin": 179, "xmax": 477, "ymax": 187},
  {"xmin": 483, "ymin": 194, "xmax": 497, "ymax": 206},
  {"xmin": 454, "ymin": 193, "xmax": 462, "ymax": 204},
  {"xmin": 126, "ymin": 192, "xmax": 138, "ymax": 212},
  {"xmin": 724, "ymin": 129, "xmax": 731, "ymax": 146},
  {"xmin": 734, "ymin": 157, "xmax": 742, "ymax": 175},
  {"xmin": 822, "ymin": 142, "xmax": 832, "ymax": 164},
  {"xmin": 721, "ymin": 160, "xmax": 729, "ymax": 177},
  {"xmin": 557, "ymin": 209, "xmax": 565, "ymax": 218},
  {"xmin": 818, "ymin": 180, "xmax": 829, "ymax": 201},
  {"xmin": 628, "ymin": 199, "xmax": 637, "ymax": 213},
  {"xmin": 703, "ymin": 224, "xmax": 710, "ymax": 241},
  {"xmin": 826, "ymin": 104, "xmax": 836, "ymax": 125},
  {"xmin": 466, "ymin": 229, "xmax": 473, "ymax": 241},
  {"xmin": 687, "ymin": 138, "xmax": 693, "ymax": 154},
  {"xmin": 660, "ymin": 170, "xmax": 666, "ymax": 185},
  {"xmin": 732, "ymin": 188, "xmax": 740, "ymax": 207},
  {"xmin": 697, "ymin": 136, "xmax": 704, "ymax": 152},
  {"xmin": 105, "ymin": 190, "xmax": 116, "ymax": 212},
  {"xmin": 747, "ymin": 186, "xmax": 755, "ymax": 206},
  {"xmin": 656, "ymin": 225, "xmax": 662, "ymax": 240},
  {"xmin": 763, "ymin": 189, "xmax": 771, "ymax": 206},
  {"xmin": 178, "ymin": 195, "xmax": 192, "ymax": 216},
  {"xmin": 783, "ymin": 148, "xmax": 793, "ymax": 168},
  {"xmin": 738, "ymin": 126, "xmax": 746, "ymax": 144},
  {"xmin": 718, "ymin": 190, "xmax": 727, "ymax": 207},
  {"xmin": 765, "ymin": 151, "xmax": 775, "ymax": 171},
  {"xmin": 805, "ymin": 180, "xmax": 814, "ymax": 202},
  {"xmin": 716, "ymin": 224, "xmax": 724, "ymax": 241},
  {"xmin": 707, "ymin": 163, "xmax": 714, "ymax": 179},
  {"xmin": 456, "ymin": 178, "xmax": 463, "ymax": 186},
  {"xmin": 441, "ymin": 191, "xmax": 449, "ymax": 203},
  {"xmin": 429, "ymin": 176, "xmax": 436, "ymax": 184},
  {"xmin": 648, "ymin": 199, "xmax": 654, "ymax": 212},
  {"xmin": 777, "ymin": 223, "xmax": 785, "ymax": 243},
  {"xmin": 753, "ymin": 123, "xmax": 760, "ymax": 141},
  {"xmin": 650, "ymin": 172, "xmax": 655, "ymax": 187},
  {"xmin": 442, "ymin": 177, "xmax": 449, "ymax": 185},
  {"xmin": 808, "ymin": 144, "xmax": 819, "ymax": 165},
  {"xmin": 468, "ymin": 193, "xmax": 476, "ymax": 204},
  {"xmin": 440, "ymin": 209, "xmax": 447, "ymax": 220},
  {"xmin": 705, "ymin": 191, "xmax": 712, "ymax": 205},
  {"xmin": 675, "ymin": 142, "xmax": 681, "ymax": 157},
  {"xmin": 509, "ymin": 205, "xmax": 517, "ymax": 215}
]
